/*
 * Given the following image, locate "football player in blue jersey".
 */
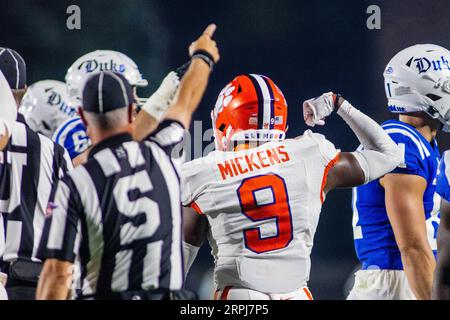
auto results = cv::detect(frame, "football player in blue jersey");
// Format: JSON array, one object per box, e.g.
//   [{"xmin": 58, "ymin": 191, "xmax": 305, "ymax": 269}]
[
  {"xmin": 52, "ymin": 116, "xmax": 90, "ymax": 166},
  {"xmin": 54, "ymin": 50, "xmax": 153, "ymax": 165},
  {"xmin": 348, "ymin": 44, "xmax": 450, "ymax": 300},
  {"xmin": 433, "ymin": 151, "xmax": 450, "ymax": 300}
]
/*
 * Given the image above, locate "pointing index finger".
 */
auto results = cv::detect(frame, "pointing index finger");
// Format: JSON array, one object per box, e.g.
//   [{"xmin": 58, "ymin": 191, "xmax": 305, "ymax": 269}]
[{"xmin": 203, "ymin": 24, "xmax": 217, "ymax": 38}]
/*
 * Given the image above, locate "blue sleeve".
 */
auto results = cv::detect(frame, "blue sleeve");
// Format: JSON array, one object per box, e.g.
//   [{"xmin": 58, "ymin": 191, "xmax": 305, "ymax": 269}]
[
  {"xmin": 387, "ymin": 132, "xmax": 428, "ymax": 179},
  {"xmin": 54, "ymin": 120, "xmax": 90, "ymax": 160},
  {"xmin": 436, "ymin": 153, "xmax": 450, "ymax": 201}
]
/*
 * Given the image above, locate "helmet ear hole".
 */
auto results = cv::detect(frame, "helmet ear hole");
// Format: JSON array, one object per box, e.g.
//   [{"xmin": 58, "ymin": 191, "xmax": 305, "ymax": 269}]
[
  {"xmin": 426, "ymin": 93, "xmax": 442, "ymax": 101},
  {"xmin": 237, "ymin": 85, "xmax": 242, "ymax": 94},
  {"xmin": 42, "ymin": 121, "xmax": 51, "ymax": 131},
  {"xmin": 218, "ymin": 124, "xmax": 226, "ymax": 132}
]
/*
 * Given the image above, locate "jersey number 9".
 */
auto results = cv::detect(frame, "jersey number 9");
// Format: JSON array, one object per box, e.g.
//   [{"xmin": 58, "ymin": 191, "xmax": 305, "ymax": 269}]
[{"xmin": 237, "ymin": 174, "xmax": 293, "ymax": 254}]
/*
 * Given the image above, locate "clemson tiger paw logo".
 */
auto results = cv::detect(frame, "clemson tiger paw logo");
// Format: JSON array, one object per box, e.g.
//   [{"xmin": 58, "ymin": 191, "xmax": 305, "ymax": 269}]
[{"xmin": 214, "ymin": 83, "xmax": 236, "ymax": 113}]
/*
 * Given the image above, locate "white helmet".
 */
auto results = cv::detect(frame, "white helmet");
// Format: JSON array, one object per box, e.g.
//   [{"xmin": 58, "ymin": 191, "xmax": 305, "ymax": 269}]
[
  {"xmin": 19, "ymin": 80, "xmax": 76, "ymax": 138},
  {"xmin": 384, "ymin": 44, "xmax": 450, "ymax": 131},
  {"xmin": 65, "ymin": 50, "xmax": 148, "ymax": 107}
]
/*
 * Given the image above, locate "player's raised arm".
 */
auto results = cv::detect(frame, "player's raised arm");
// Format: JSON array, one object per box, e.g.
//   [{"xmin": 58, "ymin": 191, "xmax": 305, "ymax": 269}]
[
  {"xmin": 132, "ymin": 24, "xmax": 220, "ymax": 140},
  {"xmin": 0, "ymin": 70, "xmax": 18, "ymax": 150},
  {"xmin": 165, "ymin": 24, "xmax": 220, "ymax": 128},
  {"xmin": 302, "ymin": 92, "xmax": 403, "ymax": 191}
]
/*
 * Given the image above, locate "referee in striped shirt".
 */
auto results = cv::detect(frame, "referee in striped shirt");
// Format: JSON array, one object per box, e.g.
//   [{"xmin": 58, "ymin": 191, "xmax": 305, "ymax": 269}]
[
  {"xmin": 36, "ymin": 25, "xmax": 219, "ymax": 300},
  {"xmin": 0, "ymin": 48, "xmax": 73, "ymax": 300},
  {"xmin": 0, "ymin": 65, "xmax": 20, "ymax": 300}
]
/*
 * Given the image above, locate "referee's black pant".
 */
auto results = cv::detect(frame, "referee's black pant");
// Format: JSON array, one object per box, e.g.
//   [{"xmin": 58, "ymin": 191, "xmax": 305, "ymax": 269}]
[
  {"xmin": 5, "ymin": 260, "xmax": 41, "ymax": 300},
  {"xmin": 78, "ymin": 289, "xmax": 197, "ymax": 300},
  {"xmin": 6, "ymin": 278, "xmax": 36, "ymax": 300}
]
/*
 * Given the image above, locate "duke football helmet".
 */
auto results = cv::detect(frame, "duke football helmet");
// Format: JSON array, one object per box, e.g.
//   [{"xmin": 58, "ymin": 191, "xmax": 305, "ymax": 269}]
[
  {"xmin": 384, "ymin": 44, "xmax": 450, "ymax": 131},
  {"xmin": 212, "ymin": 74, "xmax": 288, "ymax": 151},
  {"xmin": 65, "ymin": 50, "xmax": 148, "ymax": 107},
  {"xmin": 19, "ymin": 80, "xmax": 76, "ymax": 137}
]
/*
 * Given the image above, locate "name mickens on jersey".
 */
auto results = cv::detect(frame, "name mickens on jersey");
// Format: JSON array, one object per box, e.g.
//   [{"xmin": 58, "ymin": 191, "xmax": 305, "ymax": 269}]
[{"xmin": 217, "ymin": 145, "xmax": 290, "ymax": 180}]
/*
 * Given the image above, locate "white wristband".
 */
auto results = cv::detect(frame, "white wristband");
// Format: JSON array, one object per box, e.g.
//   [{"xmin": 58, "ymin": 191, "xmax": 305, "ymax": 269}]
[{"xmin": 141, "ymin": 93, "xmax": 171, "ymax": 121}]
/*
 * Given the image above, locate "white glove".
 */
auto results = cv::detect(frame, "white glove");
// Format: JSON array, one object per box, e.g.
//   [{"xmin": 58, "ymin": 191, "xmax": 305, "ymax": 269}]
[
  {"xmin": 141, "ymin": 71, "xmax": 180, "ymax": 121},
  {"xmin": 303, "ymin": 92, "xmax": 335, "ymax": 127},
  {"xmin": 0, "ymin": 70, "xmax": 18, "ymax": 137}
]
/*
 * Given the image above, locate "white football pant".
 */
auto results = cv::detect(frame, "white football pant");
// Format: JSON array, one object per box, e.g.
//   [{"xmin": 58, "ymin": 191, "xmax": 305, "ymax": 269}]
[
  {"xmin": 213, "ymin": 286, "xmax": 313, "ymax": 300},
  {"xmin": 347, "ymin": 269, "xmax": 416, "ymax": 300}
]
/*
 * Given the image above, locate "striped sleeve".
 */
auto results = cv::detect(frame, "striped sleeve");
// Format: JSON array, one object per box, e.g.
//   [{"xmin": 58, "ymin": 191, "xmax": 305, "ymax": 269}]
[
  {"xmin": 36, "ymin": 176, "xmax": 83, "ymax": 263},
  {"xmin": 62, "ymin": 147, "xmax": 74, "ymax": 173},
  {"xmin": 147, "ymin": 120, "xmax": 185, "ymax": 159},
  {"xmin": 46, "ymin": 143, "xmax": 74, "ymax": 210}
]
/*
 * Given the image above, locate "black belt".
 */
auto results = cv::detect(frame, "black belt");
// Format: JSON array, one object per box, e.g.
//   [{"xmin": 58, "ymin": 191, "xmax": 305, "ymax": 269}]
[
  {"xmin": 77, "ymin": 289, "xmax": 197, "ymax": 300},
  {"xmin": 6, "ymin": 260, "xmax": 42, "ymax": 286}
]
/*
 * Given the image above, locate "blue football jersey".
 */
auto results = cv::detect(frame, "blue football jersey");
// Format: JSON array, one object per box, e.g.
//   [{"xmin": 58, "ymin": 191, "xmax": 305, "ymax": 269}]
[
  {"xmin": 53, "ymin": 117, "xmax": 91, "ymax": 159},
  {"xmin": 352, "ymin": 119, "xmax": 440, "ymax": 270},
  {"xmin": 436, "ymin": 151, "xmax": 450, "ymax": 202}
]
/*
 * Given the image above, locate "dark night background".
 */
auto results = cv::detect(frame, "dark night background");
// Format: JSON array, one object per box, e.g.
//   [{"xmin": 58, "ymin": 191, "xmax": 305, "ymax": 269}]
[{"xmin": 1, "ymin": 0, "xmax": 450, "ymax": 299}]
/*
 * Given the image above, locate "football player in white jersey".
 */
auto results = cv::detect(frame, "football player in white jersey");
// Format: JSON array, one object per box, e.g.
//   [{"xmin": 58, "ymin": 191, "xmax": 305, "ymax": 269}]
[
  {"xmin": 181, "ymin": 74, "xmax": 403, "ymax": 300},
  {"xmin": 19, "ymin": 80, "xmax": 76, "ymax": 138}
]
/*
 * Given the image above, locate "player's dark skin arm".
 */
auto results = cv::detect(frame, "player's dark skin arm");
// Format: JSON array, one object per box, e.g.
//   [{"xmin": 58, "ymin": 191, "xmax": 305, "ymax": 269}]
[
  {"xmin": 433, "ymin": 198, "xmax": 450, "ymax": 299},
  {"xmin": 183, "ymin": 206, "xmax": 209, "ymax": 246},
  {"xmin": 324, "ymin": 153, "xmax": 365, "ymax": 193},
  {"xmin": 36, "ymin": 259, "xmax": 73, "ymax": 300}
]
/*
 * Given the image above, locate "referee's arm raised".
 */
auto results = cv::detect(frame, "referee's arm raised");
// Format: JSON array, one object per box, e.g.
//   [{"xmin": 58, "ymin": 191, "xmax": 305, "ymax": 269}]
[{"xmin": 132, "ymin": 24, "xmax": 220, "ymax": 140}]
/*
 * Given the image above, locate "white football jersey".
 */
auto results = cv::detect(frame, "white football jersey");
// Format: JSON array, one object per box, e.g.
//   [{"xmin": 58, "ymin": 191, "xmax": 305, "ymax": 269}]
[{"xmin": 181, "ymin": 130, "xmax": 340, "ymax": 293}]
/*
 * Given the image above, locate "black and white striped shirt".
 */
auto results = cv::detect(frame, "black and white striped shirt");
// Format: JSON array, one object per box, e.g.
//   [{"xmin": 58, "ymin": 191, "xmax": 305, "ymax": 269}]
[
  {"xmin": 38, "ymin": 121, "xmax": 185, "ymax": 297},
  {"xmin": 0, "ymin": 114, "xmax": 73, "ymax": 264}
]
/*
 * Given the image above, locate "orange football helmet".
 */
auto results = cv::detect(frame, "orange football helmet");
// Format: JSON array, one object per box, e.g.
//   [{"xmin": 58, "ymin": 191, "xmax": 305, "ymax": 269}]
[{"xmin": 211, "ymin": 74, "xmax": 288, "ymax": 151}]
